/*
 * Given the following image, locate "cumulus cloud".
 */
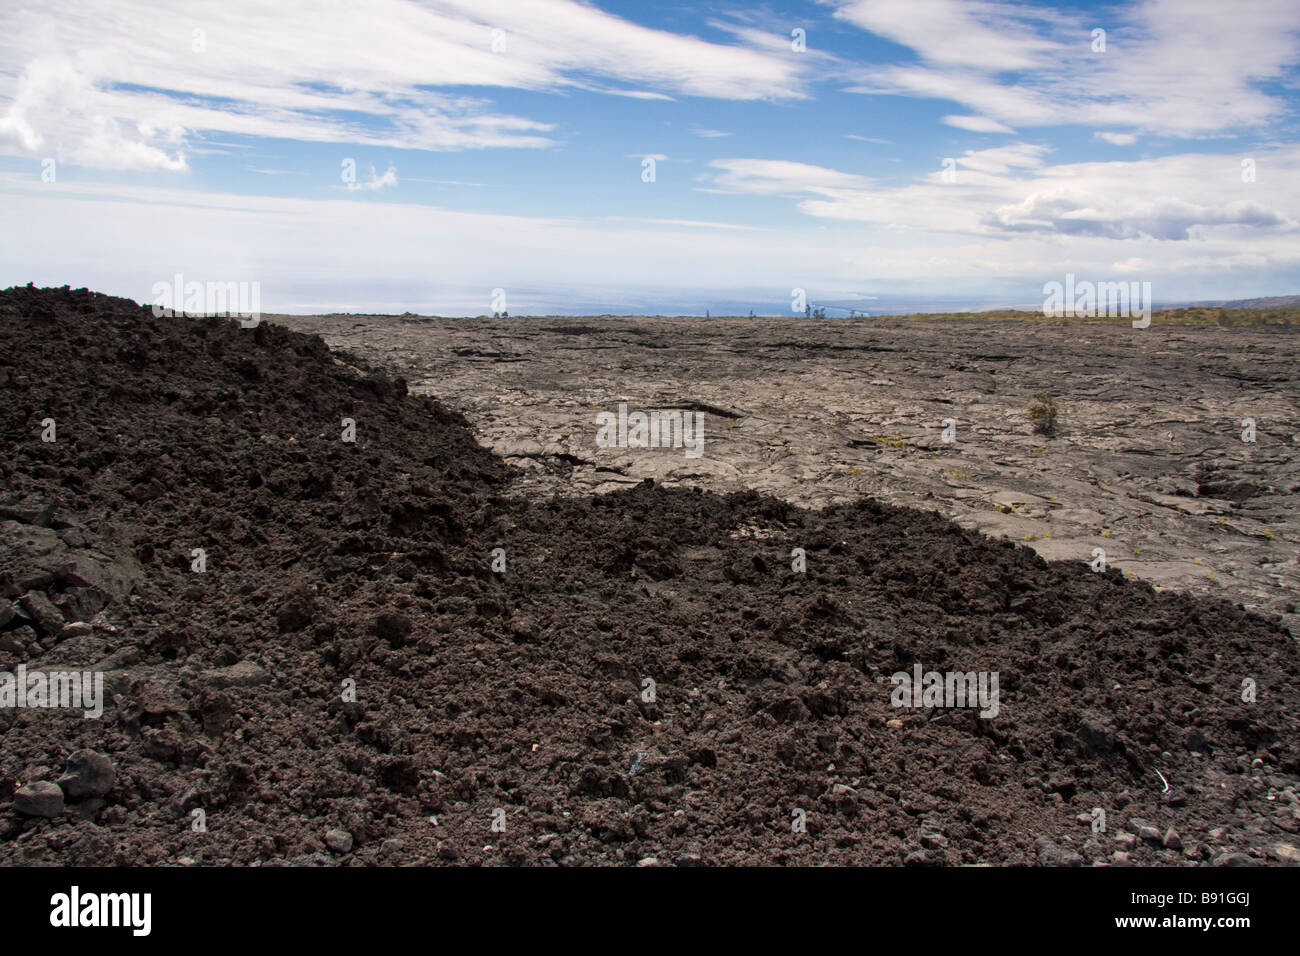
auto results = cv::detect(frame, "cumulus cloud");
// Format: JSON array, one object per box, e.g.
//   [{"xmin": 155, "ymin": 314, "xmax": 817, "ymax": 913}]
[
  {"xmin": 345, "ymin": 164, "xmax": 398, "ymax": 192},
  {"xmin": 0, "ymin": 56, "xmax": 188, "ymax": 169},
  {"xmin": 702, "ymin": 144, "xmax": 1300, "ymax": 244},
  {"xmin": 988, "ymin": 194, "xmax": 1295, "ymax": 240}
]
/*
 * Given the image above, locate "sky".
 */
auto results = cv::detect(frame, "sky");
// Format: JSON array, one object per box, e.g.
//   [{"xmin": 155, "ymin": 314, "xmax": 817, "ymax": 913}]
[{"xmin": 1, "ymin": 0, "xmax": 1298, "ymax": 316}]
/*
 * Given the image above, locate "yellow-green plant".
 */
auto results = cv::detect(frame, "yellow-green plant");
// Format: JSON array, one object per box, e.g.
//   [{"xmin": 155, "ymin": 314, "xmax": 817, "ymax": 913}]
[{"xmin": 1029, "ymin": 391, "xmax": 1060, "ymax": 437}]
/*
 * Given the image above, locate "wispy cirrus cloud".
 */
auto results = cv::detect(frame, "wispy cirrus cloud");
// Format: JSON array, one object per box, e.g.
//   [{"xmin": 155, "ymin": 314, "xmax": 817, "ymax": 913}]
[
  {"xmin": 942, "ymin": 114, "xmax": 1015, "ymax": 134},
  {"xmin": 833, "ymin": 0, "xmax": 1054, "ymax": 71},
  {"xmin": 830, "ymin": 0, "xmax": 1300, "ymax": 139},
  {"xmin": 0, "ymin": 0, "xmax": 812, "ymax": 171},
  {"xmin": 705, "ymin": 158, "xmax": 875, "ymax": 196}
]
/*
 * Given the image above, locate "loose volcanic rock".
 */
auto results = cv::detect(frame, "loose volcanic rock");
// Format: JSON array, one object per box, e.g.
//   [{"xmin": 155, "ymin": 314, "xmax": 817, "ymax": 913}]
[
  {"xmin": 200, "ymin": 661, "xmax": 270, "ymax": 689},
  {"xmin": 0, "ymin": 285, "xmax": 1297, "ymax": 867},
  {"xmin": 324, "ymin": 829, "xmax": 354, "ymax": 854},
  {"xmin": 58, "ymin": 551, "xmax": 143, "ymax": 602},
  {"xmin": 0, "ymin": 521, "xmax": 65, "ymax": 597},
  {"xmin": 14, "ymin": 782, "xmax": 64, "ymax": 818},
  {"xmin": 17, "ymin": 590, "xmax": 66, "ymax": 637},
  {"xmin": 0, "ymin": 497, "xmax": 56, "ymax": 527},
  {"xmin": 57, "ymin": 750, "xmax": 115, "ymax": 798},
  {"xmin": 53, "ymin": 587, "xmax": 105, "ymax": 623}
]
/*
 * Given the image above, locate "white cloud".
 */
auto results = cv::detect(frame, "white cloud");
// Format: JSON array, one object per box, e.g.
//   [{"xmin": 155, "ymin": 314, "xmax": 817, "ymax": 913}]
[
  {"xmin": 0, "ymin": 56, "xmax": 189, "ymax": 169},
  {"xmin": 701, "ymin": 144, "xmax": 1300, "ymax": 248},
  {"xmin": 707, "ymin": 158, "xmax": 875, "ymax": 196},
  {"xmin": 1095, "ymin": 132, "xmax": 1138, "ymax": 146},
  {"xmin": 832, "ymin": 0, "xmax": 1052, "ymax": 71},
  {"xmin": 990, "ymin": 195, "xmax": 1293, "ymax": 240},
  {"xmin": 600, "ymin": 89, "xmax": 676, "ymax": 101},
  {"xmin": 345, "ymin": 164, "xmax": 398, "ymax": 191},
  {"xmin": 0, "ymin": 0, "xmax": 812, "ymax": 170},
  {"xmin": 245, "ymin": 166, "xmax": 308, "ymax": 177},
  {"xmin": 943, "ymin": 115, "xmax": 1015, "ymax": 134},
  {"xmin": 955, "ymin": 144, "xmax": 1048, "ymax": 175},
  {"xmin": 833, "ymin": 0, "xmax": 1300, "ymax": 139}
]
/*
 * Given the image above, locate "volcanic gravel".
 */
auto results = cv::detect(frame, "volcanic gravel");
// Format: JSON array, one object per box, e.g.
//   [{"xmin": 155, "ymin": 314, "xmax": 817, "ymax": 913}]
[{"xmin": 2, "ymin": 285, "xmax": 1298, "ymax": 867}]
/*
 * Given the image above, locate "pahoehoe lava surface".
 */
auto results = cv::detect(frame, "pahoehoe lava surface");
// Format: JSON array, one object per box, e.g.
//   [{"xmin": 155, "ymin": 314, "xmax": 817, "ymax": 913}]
[{"xmin": 2, "ymin": 286, "xmax": 1298, "ymax": 866}]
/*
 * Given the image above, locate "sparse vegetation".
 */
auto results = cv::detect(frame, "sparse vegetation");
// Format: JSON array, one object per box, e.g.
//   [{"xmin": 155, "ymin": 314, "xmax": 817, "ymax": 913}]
[{"xmin": 1029, "ymin": 391, "xmax": 1060, "ymax": 436}]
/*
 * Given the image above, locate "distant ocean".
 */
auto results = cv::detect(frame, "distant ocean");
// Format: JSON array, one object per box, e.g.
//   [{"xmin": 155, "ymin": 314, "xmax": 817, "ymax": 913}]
[
  {"xmin": 262, "ymin": 281, "xmax": 1196, "ymax": 318},
  {"xmin": 271, "ymin": 285, "xmax": 1043, "ymax": 317},
  {"xmin": 616, "ymin": 295, "xmax": 1032, "ymax": 318}
]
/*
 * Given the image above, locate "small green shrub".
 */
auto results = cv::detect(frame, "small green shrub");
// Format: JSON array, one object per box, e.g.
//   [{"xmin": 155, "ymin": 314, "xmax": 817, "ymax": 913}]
[{"xmin": 1028, "ymin": 391, "xmax": 1060, "ymax": 436}]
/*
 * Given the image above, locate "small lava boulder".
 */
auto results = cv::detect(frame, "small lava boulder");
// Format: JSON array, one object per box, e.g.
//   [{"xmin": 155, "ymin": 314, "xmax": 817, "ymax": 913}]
[
  {"xmin": 324, "ymin": 828, "xmax": 354, "ymax": 854},
  {"xmin": 14, "ymin": 781, "xmax": 65, "ymax": 817},
  {"xmin": 200, "ymin": 660, "xmax": 270, "ymax": 689},
  {"xmin": 57, "ymin": 749, "xmax": 116, "ymax": 798},
  {"xmin": 18, "ymin": 590, "xmax": 66, "ymax": 636}
]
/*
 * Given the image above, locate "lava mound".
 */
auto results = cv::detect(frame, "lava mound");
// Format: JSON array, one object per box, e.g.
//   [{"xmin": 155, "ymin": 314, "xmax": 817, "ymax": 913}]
[{"xmin": 1, "ymin": 284, "xmax": 1297, "ymax": 867}]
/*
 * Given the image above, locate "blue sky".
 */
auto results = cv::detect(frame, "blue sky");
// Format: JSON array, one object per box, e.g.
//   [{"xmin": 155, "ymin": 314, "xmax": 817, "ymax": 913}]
[{"xmin": 1, "ymin": 0, "xmax": 1299, "ymax": 315}]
